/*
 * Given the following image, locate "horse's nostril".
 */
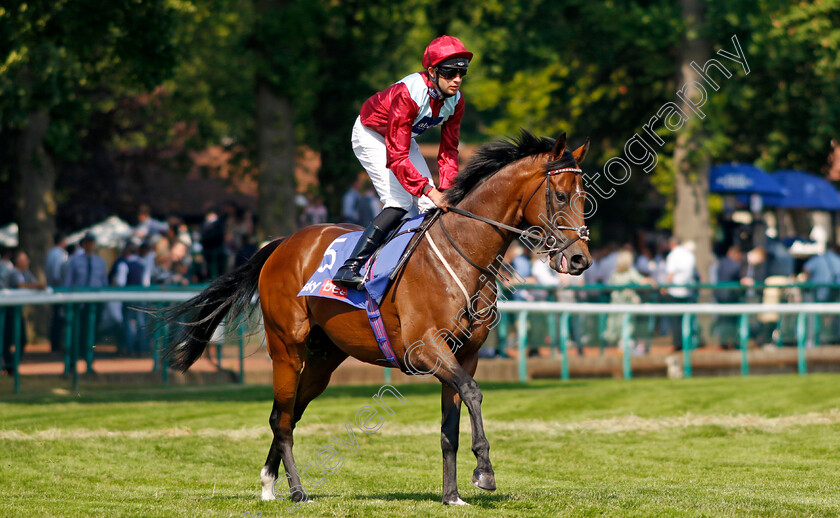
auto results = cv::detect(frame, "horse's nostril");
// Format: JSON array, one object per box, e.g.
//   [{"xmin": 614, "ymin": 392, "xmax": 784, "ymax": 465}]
[{"xmin": 570, "ymin": 254, "xmax": 588, "ymax": 270}]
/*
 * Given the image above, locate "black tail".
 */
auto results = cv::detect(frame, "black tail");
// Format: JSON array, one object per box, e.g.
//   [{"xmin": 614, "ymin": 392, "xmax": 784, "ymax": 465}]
[{"xmin": 160, "ymin": 238, "xmax": 285, "ymax": 372}]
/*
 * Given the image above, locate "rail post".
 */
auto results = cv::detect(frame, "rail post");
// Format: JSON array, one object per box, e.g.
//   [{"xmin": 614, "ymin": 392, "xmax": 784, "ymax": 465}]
[
  {"xmin": 621, "ymin": 313, "xmax": 632, "ymax": 380},
  {"xmin": 162, "ymin": 317, "xmax": 170, "ymax": 386},
  {"xmin": 682, "ymin": 313, "xmax": 693, "ymax": 378},
  {"xmin": 517, "ymin": 310, "xmax": 528, "ymax": 382},
  {"xmin": 738, "ymin": 313, "xmax": 749, "ymax": 376},
  {"xmin": 12, "ymin": 306, "xmax": 22, "ymax": 394},
  {"xmin": 796, "ymin": 312, "xmax": 807, "ymax": 375},
  {"xmin": 559, "ymin": 312, "xmax": 570, "ymax": 381},
  {"xmin": 238, "ymin": 315, "xmax": 246, "ymax": 385},
  {"xmin": 0, "ymin": 307, "xmax": 5, "ymax": 384},
  {"xmin": 63, "ymin": 304, "xmax": 74, "ymax": 377}
]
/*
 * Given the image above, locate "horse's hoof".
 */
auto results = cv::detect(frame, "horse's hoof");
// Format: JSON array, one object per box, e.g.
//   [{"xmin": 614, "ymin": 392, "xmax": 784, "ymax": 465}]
[
  {"xmin": 443, "ymin": 497, "xmax": 470, "ymax": 506},
  {"xmin": 472, "ymin": 469, "xmax": 496, "ymax": 491}
]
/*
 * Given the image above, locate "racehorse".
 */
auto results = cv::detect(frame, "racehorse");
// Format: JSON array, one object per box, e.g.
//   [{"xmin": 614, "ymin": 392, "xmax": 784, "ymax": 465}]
[{"xmin": 161, "ymin": 130, "xmax": 592, "ymax": 506}]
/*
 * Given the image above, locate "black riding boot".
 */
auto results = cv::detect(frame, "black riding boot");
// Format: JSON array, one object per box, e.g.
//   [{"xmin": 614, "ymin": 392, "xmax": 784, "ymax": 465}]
[{"xmin": 332, "ymin": 207, "xmax": 406, "ymax": 289}]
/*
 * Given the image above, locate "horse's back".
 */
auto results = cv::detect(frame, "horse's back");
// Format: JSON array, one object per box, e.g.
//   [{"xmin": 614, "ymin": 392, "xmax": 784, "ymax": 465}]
[{"xmin": 259, "ymin": 223, "xmax": 359, "ymax": 292}]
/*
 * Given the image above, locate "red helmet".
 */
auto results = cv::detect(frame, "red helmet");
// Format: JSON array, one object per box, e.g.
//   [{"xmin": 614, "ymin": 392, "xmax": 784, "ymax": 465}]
[{"xmin": 422, "ymin": 35, "xmax": 473, "ymax": 69}]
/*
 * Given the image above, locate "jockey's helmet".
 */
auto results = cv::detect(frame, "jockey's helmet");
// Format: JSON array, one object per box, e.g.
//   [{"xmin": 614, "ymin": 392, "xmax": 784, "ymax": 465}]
[{"xmin": 422, "ymin": 35, "xmax": 473, "ymax": 69}]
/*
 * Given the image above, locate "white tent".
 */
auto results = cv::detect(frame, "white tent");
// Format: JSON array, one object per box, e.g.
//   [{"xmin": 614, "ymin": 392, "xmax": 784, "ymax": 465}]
[
  {"xmin": 0, "ymin": 223, "xmax": 18, "ymax": 247},
  {"xmin": 67, "ymin": 216, "xmax": 134, "ymax": 248}
]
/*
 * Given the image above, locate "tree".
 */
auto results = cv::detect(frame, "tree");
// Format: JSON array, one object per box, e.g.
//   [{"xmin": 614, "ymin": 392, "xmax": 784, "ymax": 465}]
[
  {"xmin": 0, "ymin": 0, "xmax": 178, "ymax": 279},
  {"xmin": 672, "ymin": 0, "xmax": 713, "ymax": 280}
]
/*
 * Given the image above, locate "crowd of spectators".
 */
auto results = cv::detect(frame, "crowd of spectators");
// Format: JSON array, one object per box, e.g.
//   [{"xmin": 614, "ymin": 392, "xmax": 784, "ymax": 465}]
[
  {"xmin": 496, "ymin": 228, "xmax": 840, "ymax": 355},
  {"xmin": 0, "ymin": 202, "xmax": 260, "ymax": 371}
]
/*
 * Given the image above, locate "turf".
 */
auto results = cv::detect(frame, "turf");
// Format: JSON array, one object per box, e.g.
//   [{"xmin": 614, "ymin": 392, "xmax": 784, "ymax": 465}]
[{"xmin": 2, "ymin": 375, "xmax": 840, "ymax": 517}]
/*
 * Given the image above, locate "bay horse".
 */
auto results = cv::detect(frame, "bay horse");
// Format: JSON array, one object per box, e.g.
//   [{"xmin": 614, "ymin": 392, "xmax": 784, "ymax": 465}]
[{"xmin": 161, "ymin": 130, "xmax": 592, "ymax": 506}]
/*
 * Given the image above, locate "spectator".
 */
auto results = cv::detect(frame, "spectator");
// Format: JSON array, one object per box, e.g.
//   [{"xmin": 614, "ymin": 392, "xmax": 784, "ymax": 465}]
[
  {"xmin": 303, "ymin": 196, "xmax": 328, "ymax": 226},
  {"xmin": 133, "ymin": 204, "xmax": 169, "ymax": 242},
  {"xmin": 603, "ymin": 250, "xmax": 652, "ymax": 353},
  {"xmin": 357, "ymin": 182, "xmax": 382, "ymax": 227},
  {"xmin": 164, "ymin": 261, "xmax": 191, "ymax": 287},
  {"xmin": 714, "ymin": 246, "xmax": 745, "ymax": 349},
  {"xmin": 0, "ymin": 246, "xmax": 13, "ymax": 287},
  {"xmin": 800, "ymin": 248, "xmax": 840, "ymax": 303},
  {"xmin": 64, "ymin": 233, "xmax": 108, "ymax": 364},
  {"xmin": 800, "ymin": 246, "xmax": 840, "ymax": 344},
  {"xmin": 556, "ymin": 270, "xmax": 586, "ymax": 351},
  {"xmin": 113, "ymin": 243, "xmax": 150, "ymax": 356},
  {"xmin": 530, "ymin": 254, "xmax": 558, "ymax": 302},
  {"xmin": 759, "ymin": 233, "xmax": 796, "ymax": 346},
  {"xmin": 138, "ymin": 241, "xmax": 156, "ymax": 283},
  {"xmin": 507, "ymin": 242, "xmax": 535, "ymax": 301},
  {"xmin": 341, "ymin": 179, "xmax": 362, "ymax": 225},
  {"xmin": 65, "ymin": 233, "xmax": 108, "ymax": 289},
  {"xmin": 45, "ymin": 232, "xmax": 69, "ymax": 352},
  {"xmin": 200, "ymin": 206, "xmax": 229, "ymax": 278},
  {"xmin": 634, "ymin": 243, "xmax": 654, "ymax": 277},
  {"xmin": 3, "ymin": 251, "xmax": 46, "ymax": 375},
  {"xmin": 664, "ymin": 237, "xmax": 697, "ymax": 350}
]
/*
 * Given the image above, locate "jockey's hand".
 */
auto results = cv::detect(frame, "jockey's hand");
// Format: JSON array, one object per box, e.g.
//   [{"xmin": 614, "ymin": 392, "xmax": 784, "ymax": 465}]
[{"xmin": 427, "ymin": 187, "xmax": 450, "ymax": 212}]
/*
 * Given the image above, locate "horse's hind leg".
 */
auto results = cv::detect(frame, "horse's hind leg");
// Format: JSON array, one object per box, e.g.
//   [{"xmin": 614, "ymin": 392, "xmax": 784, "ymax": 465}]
[
  {"xmin": 259, "ymin": 325, "xmax": 307, "ymax": 503},
  {"xmin": 441, "ymin": 384, "xmax": 466, "ymax": 505},
  {"xmin": 293, "ymin": 327, "xmax": 348, "ymax": 425}
]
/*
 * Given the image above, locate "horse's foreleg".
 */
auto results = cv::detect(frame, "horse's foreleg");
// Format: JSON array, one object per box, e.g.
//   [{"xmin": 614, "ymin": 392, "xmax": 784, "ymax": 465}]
[
  {"xmin": 440, "ymin": 384, "xmax": 467, "ymax": 505},
  {"xmin": 452, "ymin": 353, "xmax": 495, "ymax": 493},
  {"xmin": 415, "ymin": 346, "xmax": 495, "ymax": 502}
]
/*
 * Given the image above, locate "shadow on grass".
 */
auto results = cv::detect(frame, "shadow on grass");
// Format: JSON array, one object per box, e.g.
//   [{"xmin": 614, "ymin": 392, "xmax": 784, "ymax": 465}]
[
  {"xmin": 355, "ymin": 491, "xmax": 512, "ymax": 507},
  {"xmin": 0, "ymin": 378, "xmax": 582, "ymax": 406}
]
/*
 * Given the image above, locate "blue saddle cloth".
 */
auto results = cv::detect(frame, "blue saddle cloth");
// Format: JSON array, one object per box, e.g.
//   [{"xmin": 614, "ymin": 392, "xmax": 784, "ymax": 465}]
[{"xmin": 296, "ymin": 215, "xmax": 425, "ymax": 309}]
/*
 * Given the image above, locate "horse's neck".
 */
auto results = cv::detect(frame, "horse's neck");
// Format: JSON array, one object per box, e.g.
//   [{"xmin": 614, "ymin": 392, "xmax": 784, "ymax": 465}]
[{"xmin": 443, "ymin": 165, "xmax": 530, "ymax": 269}]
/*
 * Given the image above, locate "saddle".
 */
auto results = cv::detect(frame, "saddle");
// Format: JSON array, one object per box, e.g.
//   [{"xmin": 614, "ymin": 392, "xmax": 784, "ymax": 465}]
[
  {"xmin": 297, "ymin": 212, "xmax": 438, "ymax": 308},
  {"xmin": 296, "ymin": 212, "xmax": 440, "ymax": 369}
]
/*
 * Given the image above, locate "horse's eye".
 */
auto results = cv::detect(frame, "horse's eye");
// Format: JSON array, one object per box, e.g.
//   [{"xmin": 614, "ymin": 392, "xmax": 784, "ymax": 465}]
[{"xmin": 555, "ymin": 192, "xmax": 568, "ymax": 204}]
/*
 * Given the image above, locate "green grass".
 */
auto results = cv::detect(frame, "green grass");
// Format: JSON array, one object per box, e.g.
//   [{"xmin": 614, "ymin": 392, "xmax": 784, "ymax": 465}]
[{"xmin": 2, "ymin": 375, "xmax": 840, "ymax": 517}]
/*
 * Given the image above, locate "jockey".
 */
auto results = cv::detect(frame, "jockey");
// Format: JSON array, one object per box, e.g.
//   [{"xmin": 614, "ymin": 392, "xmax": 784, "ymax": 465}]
[{"xmin": 333, "ymin": 35, "xmax": 473, "ymax": 289}]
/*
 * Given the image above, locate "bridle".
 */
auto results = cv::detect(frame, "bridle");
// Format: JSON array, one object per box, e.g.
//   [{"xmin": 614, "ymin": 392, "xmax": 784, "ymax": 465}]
[
  {"xmin": 523, "ymin": 165, "xmax": 590, "ymax": 255},
  {"xmin": 445, "ymin": 165, "xmax": 590, "ymax": 260}
]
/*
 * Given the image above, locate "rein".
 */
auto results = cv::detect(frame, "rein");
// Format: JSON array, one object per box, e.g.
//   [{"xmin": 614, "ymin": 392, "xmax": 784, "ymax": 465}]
[{"xmin": 446, "ymin": 166, "xmax": 590, "ymax": 259}]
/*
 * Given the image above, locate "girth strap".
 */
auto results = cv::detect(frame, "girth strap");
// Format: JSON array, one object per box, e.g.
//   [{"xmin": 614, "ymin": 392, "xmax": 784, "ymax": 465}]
[{"xmin": 365, "ymin": 292, "xmax": 401, "ymax": 369}]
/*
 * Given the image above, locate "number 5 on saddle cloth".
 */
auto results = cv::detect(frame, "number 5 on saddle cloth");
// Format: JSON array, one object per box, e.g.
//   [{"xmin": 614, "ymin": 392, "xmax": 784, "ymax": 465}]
[{"xmin": 296, "ymin": 214, "xmax": 428, "ymax": 368}]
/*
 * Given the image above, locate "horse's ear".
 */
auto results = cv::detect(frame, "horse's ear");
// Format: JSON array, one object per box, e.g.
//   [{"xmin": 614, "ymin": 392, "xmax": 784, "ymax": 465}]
[
  {"xmin": 552, "ymin": 132, "xmax": 567, "ymax": 158},
  {"xmin": 573, "ymin": 138, "xmax": 590, "ymax": 164}
]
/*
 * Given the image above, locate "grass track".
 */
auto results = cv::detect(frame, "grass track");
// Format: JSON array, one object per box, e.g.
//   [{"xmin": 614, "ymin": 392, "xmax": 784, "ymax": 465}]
[{"xmin": 2, "ymin": 375, "xmax": 840, "ymax": 517}]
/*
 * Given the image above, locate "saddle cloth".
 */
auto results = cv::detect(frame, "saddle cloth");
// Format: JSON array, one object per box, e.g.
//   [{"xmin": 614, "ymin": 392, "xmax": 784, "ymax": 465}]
[{"xmin": 296, "ymin": 215, "xmax": 425, "ymax": 309}]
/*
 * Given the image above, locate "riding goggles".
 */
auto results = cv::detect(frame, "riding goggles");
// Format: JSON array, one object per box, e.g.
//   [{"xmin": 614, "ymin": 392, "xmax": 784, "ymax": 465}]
[{"xmin": 436, "ymin": 66, "xmax": 468, "ymax": 79}]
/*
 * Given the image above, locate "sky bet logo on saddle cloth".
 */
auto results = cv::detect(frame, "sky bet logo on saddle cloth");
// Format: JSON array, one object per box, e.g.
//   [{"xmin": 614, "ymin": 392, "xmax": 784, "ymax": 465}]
[{"xmin": 297, "ymin": 215, "xmax": 426, "ymax": 308}]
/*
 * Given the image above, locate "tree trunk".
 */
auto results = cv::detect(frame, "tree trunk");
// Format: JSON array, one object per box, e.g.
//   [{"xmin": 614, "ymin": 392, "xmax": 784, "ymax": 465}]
[
  {"xmin": 256, "ymin": 80, "xmax": 297, "ymax": 240},
  {"xmin": 17, "ymin": 109, "xmax": 55, "ymax": 340},
  {"xmin": 17, "ymin": 109, "xmax": 55, "ymax": 283},
  {"xmin": 673, "ymin": 0, "xmax": 713, "ymax": 281}
]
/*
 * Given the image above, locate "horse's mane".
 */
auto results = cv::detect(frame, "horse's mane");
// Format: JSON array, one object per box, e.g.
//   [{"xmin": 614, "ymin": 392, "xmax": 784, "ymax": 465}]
[{"xmin": 445, "ymin": 130, "xmax": 575, "ymax": 204}]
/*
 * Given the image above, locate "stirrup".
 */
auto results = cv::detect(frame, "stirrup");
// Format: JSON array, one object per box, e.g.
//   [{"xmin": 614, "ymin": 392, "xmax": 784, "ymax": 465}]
[{"xmin": 332, "ymin": 262, "xmax": 365, "ymax": 290}]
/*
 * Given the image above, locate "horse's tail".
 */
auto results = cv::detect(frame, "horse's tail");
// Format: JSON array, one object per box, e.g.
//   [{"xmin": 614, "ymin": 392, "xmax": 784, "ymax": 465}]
[{"xmin": 160, "ymin": 237, "xmax": 285, "ymax": 372}]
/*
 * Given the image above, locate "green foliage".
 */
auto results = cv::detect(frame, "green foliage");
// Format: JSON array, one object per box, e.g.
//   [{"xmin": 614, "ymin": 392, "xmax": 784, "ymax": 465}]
[{"xmin": 3, "ymin": 0, "xmax": 839, "ymax": 232}]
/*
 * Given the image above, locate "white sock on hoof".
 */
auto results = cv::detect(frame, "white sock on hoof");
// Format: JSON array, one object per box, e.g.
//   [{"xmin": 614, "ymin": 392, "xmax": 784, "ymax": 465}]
[
  {"xmin": 260, "ymin": 466, "xmax": 276, "ymax": 501},
  {"xmin": 446, "ymin": 497, "xmax": 469, "ymax": 506}
]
